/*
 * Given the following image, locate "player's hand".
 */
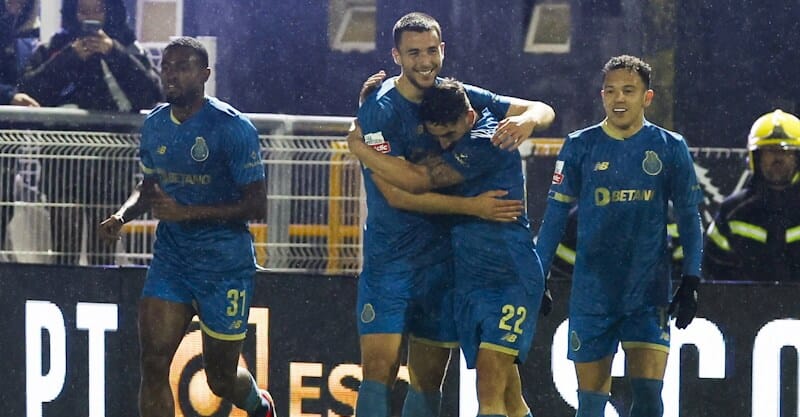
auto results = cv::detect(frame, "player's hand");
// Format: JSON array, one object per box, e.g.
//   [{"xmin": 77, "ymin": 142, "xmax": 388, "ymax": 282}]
[
  {"xmin": 359, "ymin": 70, "xmax": 386, "ymax": 105},
  {"xmin": 148, "ymin": 184, "xmax": 188, "ymax": 221},
  {"xmin": 491, "ymin": 116, "xmax": 537, "ymax": 150},
  {"xmin": 98, "ymin": 215, "xmax": 124, "ymax": 244},
  {"xmin": 10, "ymin": 92, "xmax": 40, "ymax": 107},
  {"xmin": 467, "ymin": 190, "xmax": 523, "ymax": 222},
  {"xmin": 72, "ymin": 38, "xmax": 94, "ymax": 60},
  {"xmin": 668, "ymin": 274, "xmax": 700, "ymax": 329}
]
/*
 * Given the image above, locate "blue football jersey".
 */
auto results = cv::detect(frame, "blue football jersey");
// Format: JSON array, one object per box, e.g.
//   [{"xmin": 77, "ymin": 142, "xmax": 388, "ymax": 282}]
[
  {"xmin": 548, "ymin": 120, "xmax": 703, "ymax": 315},
  {"xmin": 356, "ymin": 77, "xmax": 511, "ymax": 273},
  {"xmin": 139, "ymin": 97, "xmax": 265, "ymax": 274},
  {"xmin": 441, "ymin": 110, "xmax": 543, "ymax": 291}
]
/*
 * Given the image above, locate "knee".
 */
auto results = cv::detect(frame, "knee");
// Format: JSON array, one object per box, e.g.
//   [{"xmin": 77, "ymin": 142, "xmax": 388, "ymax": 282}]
[
  {"xmin": 361, "ymin": 356, "xmax": 400, "ymax": 384},
  {"xmin": 139, "ymin": 350, "xmax": 173, "ymax": 379},
  {"xmin": 629, "ymin": 378, "xmax": 663, "ymax": 417}
]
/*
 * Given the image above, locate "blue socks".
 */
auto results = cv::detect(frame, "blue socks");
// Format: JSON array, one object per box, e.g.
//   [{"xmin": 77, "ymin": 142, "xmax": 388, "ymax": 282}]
[
  {"xmin": 356, "ymin": 379, "xmax": 390, "ymax": 417},
  {"xmin": 401, "ymin": 387, "xmax": 441, "ymax": 417},
  {"xmin": 576, "ymin": 390, "xmax": 609, "ymax": 417},
  {"xmin": 629, "ymin": 378, "xmax": 664, "ymax": 417}
]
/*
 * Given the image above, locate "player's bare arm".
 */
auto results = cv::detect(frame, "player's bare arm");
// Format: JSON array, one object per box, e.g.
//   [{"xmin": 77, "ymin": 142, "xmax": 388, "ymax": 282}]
[
  {"xmin": 347, "ymin": 121, "xmax": 463, "ymax": 193},
  {"xmin": 149, "ymin": 179, "xmax": 267, "ymax": 222},
  {"xmin": 492, "ymin": 98, "xmax": 555, "ymax": 150},
  {"xmin": 98, "ymin": 179, "xmax": 155, "ymax": 243},
  {"xmin": 372, "ymin": 174, "xmax": 521, "ymax": 222}
]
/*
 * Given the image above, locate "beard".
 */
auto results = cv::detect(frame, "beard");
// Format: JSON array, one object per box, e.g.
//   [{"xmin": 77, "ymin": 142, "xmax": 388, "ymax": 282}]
[{"xmin": 166, "ymin": 86, "xmax": 202, "ymax": 106}]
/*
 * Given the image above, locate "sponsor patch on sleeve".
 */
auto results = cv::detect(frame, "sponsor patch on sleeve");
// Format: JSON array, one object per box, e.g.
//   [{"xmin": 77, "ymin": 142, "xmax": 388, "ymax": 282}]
[
  {"xmin": 364, "ymin": 131, "xmax": 391, "ymax": 154},
  {"xmin": 552, "ymin": 160, "xmax": 565, "ymax": 184}
]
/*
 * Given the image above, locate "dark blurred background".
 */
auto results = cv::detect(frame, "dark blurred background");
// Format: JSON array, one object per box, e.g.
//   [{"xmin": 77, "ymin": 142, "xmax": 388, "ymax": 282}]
[{"xmin": 121, "ymin": 0, "xmax": 799, "ymax": 147}]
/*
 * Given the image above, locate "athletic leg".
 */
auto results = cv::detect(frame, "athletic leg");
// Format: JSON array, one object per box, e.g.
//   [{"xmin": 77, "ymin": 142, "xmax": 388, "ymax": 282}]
[
  {"xmin": 356, "ymin": 333, "xmax": 403, "ymax": 417},
  {"xmin": 402, "ymin": 338, "xmax": 452, "ymax": 417},
  {"xmin": 626, "ymin": 348, "xmax": 667, "ymax": 417},
  {"xmin": 138, "ymin": 297, "xmax": 194, "ymax": 417}
]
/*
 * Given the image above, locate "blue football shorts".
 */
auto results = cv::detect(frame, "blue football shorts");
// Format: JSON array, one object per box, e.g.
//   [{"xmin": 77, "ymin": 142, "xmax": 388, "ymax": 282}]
[
  {"xmin": 453, "ymin": 235, "xmax": 544, "ymax": 369},
  {"xmin": 567, "ymin": 306, "xmax": 671, "ymax": 362},
  {"xmin": 356, "ymin": 260, "xmax": 458, "ymax": 347},
  {"xmin": 142, "ymin": 260, "xmax": 255, "ymax": 341}
]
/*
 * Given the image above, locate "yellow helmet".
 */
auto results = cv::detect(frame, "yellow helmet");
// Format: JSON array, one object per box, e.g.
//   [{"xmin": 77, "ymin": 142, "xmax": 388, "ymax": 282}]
[{"xmin": 748, "ymin": 109, "xmax": 800, "ymax": 151}]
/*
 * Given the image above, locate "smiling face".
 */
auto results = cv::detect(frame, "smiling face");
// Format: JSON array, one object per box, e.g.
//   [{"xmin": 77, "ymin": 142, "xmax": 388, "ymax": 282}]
[
  {"xmin": 392, "ymin": 29, "xmax": 444, "ymax": 93},
  {"xmin": 601, "ymin": 68, "xmax": 654, "ymax": 137}
]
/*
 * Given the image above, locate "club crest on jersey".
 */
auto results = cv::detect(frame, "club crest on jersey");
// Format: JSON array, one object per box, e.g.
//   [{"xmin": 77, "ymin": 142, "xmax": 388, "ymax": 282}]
[
  {"xmin": 191, "ymin": 137, "xmax": 209, "ymax": 162},
  {"xmin": 454, "ymin": 152, "xmax": 469, "ymax": 166},
  {"xmin": 364, "ymin": 131, "xmax": 391, "ymax": 154},
  {"xmin": 361, "ymin": 303, "xmax": 376, "ymax": 323},
  {"xmin": 642, "ymin": 150, "xmax": 662, "ymax": 176},
  {"xmin": 552, "ymin": 160, "xmax": 565, "ymax": 184},
  {"xmin": 570, "ymin": 330, "xmax": 582, "ymax": 351}
]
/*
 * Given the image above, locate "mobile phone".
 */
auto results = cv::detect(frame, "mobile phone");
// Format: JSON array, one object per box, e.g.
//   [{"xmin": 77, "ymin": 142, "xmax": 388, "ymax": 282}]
[{"xmin": 80, "ymin": 20, "xmax": 103, "ymax": 36}]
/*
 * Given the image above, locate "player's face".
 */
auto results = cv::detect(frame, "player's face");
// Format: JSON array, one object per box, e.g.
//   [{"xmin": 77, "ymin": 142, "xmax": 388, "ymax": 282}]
[
  {"xmin": 160, "ymin": 47, "xmax": 210, "ymax": 106},
  {"xmin": 393, "ymin": 30, "xmax": 444, "ymax": 91},
  {"xmin": 758, "ymin": 147, "xmax": 798, "ymax": 187},
  {"xmin": 424, "ymin": 110, "xmax": 475, "ymax": 150},
  {"xmin": 601, "ymin": 68, "xmax": 653, "ymax": 136},
  {"xmin": 76, "ymin": 0, "xmax": 106, "ymax": 23}
]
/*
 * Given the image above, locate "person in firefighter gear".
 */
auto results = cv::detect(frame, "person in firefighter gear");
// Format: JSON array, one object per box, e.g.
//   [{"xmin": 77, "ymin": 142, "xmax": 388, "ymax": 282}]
[{"xmin": 704, "ymin": 109, "xmax": 800, "ymax": 281}]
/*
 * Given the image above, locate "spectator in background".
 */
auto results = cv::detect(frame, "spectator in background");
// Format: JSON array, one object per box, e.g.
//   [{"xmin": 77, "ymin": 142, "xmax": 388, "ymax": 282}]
[
  {"xmin": 0, "ymin": 0, "xmax": 40, "ymax": 107},
  {"xmin": 704, "ymin": 109, "xmax": 800, "ymax": 282},
  {"xmin": 19, "ymin": 0, "xmax": 162, "ymax": 112},
  {"xmin": 18, "ymin": 0, "xmax": 162, "ymax": 265},
  {"xmin": 0, "ymin": 0, "xmax": 40, "ymax": 260}
]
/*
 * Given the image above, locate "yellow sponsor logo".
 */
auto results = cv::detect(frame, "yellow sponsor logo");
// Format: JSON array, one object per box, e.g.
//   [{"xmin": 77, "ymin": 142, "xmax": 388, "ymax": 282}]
[
  {"xmin": 595, "ymin": 187, "xmax": 655, "ymax": 206},
  {"xmin": 157, "ymin": 170, "xmax": 213, "ymax": 185},
  {"xmin": 594, "ymin": 161, "xmax": 609, "ymax": 171}
]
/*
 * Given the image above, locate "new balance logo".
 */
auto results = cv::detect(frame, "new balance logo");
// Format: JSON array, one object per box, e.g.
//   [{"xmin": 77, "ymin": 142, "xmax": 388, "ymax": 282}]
[
  {"xmin": 594, "ymin": 161, "xmax": 609, "ymax": 171},
  {"xmin": 501, "ymin": 333, "xmax": 518, "ymax": 343}
]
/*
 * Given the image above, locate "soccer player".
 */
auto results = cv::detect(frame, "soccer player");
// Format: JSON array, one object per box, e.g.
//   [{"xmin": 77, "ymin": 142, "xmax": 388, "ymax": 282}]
[
  {"xmin": 98, "ymin": 37, "xmax": 275, "ymax": 417},
  {"xmin": 535, "ymin": 55, "xmax": 703, "ymax": 417},
  {"xmin": 349, "ymin": 78, "xmax": 547, "ymax": 417},
  {"xmin": 353, "ymin": 12, "xmax": 555, "ymax": 417}
]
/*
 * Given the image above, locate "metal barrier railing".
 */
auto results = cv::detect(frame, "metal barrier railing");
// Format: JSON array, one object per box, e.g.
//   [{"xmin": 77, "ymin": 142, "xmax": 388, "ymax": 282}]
[{"xmin": 0, "ymin": 107, "xmax": 362, "ymax": 274}]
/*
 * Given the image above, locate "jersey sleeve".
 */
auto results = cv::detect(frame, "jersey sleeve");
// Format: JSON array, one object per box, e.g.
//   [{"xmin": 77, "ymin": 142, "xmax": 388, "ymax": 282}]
[
  {"xmin": 669, "ymin": 135, "xmax": 704, "ymax": 276},
  {"xmin": 138, "ymin": 118, "xmax": 158, "ymax": 180},
  {"xmin": 357, "ymin": 99, "xmax": 407, "ymax": 159},
  {"xmin": 547, "ymin": 135, "xmax": 580, "ymax": 205},
  {"xmin": 669, "ymin": 136, "xmax": 703, "ymax": 208},
  {"xmin": 464, "ymin": 84, "xmax": 511, "ymax": 121},
  {"xmin": 226, "ymin": 116, "xmax": 266, "ymax": 186}
]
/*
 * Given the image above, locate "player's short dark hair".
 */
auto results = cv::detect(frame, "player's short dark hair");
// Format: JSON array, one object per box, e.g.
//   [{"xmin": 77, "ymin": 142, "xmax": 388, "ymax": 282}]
[
  {"xmin": 603, "ymin": 55, "xmax": 651, "ymax": 88},
  {"xmin": 420, "ymin": 78, "xmax": 470, "ymax": 126},
  {"xmin": 164, "ymin": 36, "xmax": 209, "ymax": 68},
  {"xmin": 392, "ymin": 12, "xmax": 442, "ymax": 48}
]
